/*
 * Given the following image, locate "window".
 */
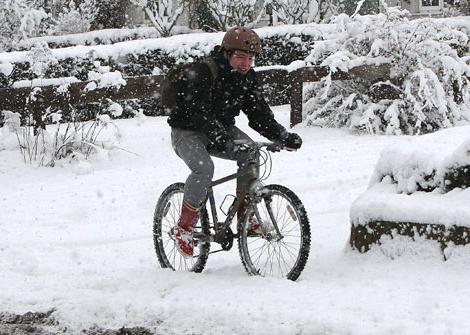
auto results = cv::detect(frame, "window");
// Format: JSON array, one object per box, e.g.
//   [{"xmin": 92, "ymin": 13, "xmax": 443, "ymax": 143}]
[{"xmin": 422, "ymin": 0, "xmax": 439, "ymax": 6}]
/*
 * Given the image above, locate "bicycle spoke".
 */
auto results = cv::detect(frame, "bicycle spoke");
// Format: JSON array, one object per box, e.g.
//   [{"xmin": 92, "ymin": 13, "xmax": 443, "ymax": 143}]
[
  {"xmin": 275, "ymin": 243, "xmax": 284, "ymax": 277},
  {"xmin": 163, "ymin": 237, "xmax": 172, "ymax": 249},
  {"xmin": 277, "ymin": 243, "xmax": 292, "ymax": 275},
  {"xmin": 250, "ymin": 240, "xmax": 269, "ymax": 262},
  {"xmin": 261, "ymin": 243, "xmax": 273, "ymax": 276},
  {"xmin": 279, "ymin": 240, "xmax": 299, "ymax": 261},
  {"xmin": 251, "ymin": 242, "xmax": 270, "ymax": 269}
]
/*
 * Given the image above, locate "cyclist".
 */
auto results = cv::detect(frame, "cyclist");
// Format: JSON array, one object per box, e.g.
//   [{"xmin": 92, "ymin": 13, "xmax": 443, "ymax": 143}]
[{"xmin": 167, "ymin": 26, "xmax": 302, "ymax": 257}]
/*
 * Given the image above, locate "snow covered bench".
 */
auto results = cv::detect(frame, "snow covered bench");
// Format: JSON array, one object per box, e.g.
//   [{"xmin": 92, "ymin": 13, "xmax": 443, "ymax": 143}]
[{"xmin": 350, "ymin": 126, "xmax": 470, "ymax": 258}]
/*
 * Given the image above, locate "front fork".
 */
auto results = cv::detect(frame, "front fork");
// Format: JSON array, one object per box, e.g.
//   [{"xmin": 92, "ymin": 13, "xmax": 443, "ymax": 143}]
[{"xmin": 252, "ymin": 194, "xmax": 284, "ymax": 241}]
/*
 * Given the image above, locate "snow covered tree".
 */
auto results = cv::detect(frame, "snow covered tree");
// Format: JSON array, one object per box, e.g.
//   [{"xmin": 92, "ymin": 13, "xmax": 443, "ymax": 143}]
[
  {"xmin": 335, "ymin": 0, "xmax": 379, "ymax": 16},
  {"xmin": 316, "ymin": 0, "xmax": 336, "ymax": 22},
  {"xmin": 93, "ymin": 0, "xmax": 127, "ymax": 29},
  {"xmin": 52, "ymin": 0, "xmax": 97, "ymax": 35},
  {"xmin": 263, "ymin": 0, "xmax": 335, "ymax": 25},
  {"xmin": 266, "ymin": 0, "xmax": 313, "ymax": 24},
  {"xmin": 186, "ymin": 0, "xmax": 218, "ymax": 30},
  {"xmin": 0, "ymin": 0, "xmax": 49, "ymax": 52},
  {"xmin": 131, "ymin": 0, "xmax": 185, "ymax": 36},
  {"xmin": 304, "ymin": 4, "xmax": 470, "ymax": 135},
  {"xmin": 457, "ymin": 0, "xmax": 470, "ymax": 14},
  {"xmin": 206, "ymin": 0, "xmax": 265, "ymax": 31}
]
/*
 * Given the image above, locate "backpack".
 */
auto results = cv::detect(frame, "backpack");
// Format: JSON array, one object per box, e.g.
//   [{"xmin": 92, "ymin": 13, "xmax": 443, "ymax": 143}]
[{"xmin": 160, "ymin": 58, "xmax": 218, "ymax": 109}]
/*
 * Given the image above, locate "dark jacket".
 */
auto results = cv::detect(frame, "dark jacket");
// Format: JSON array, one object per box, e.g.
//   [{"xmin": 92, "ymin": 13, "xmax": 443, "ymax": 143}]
[{"xmin": 167, "ymin": 47, "xmax": 287, "ymax": 145}]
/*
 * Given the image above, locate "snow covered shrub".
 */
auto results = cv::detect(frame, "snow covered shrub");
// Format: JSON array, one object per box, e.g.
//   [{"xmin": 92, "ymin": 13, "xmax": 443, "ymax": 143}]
[
  {"xmin": 7, "ymin": 78, "xmax": 123, "ymax": 166},
  {"xmin": 52, "ymin": 0, "xmax": 97, "ymax": 35},
  {"xmin": 304, "ymin": 5, "xmax": 470, "ymax": 135},
  {"xmin": 28, "ymin": 41, "xmax": 57, "ymax": 77},
  {"xmin": 14, "ymin": 112, "xmax": 121, "ymax": 166},
  {"xmin": 0, "ymin": 0, "xmax": 50, "ymax": 52},
  {"xmin": 367, "ymin": 127, "xmax": 470, "ymax": 194},
  {"xmin": 0, "ymin": 110, "xmax": 22, "ymax": 150}
]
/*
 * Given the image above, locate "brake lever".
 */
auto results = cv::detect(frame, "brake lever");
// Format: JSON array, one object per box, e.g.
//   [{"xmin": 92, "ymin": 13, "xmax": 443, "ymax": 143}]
[{"xmin": 266, "ymin": 144, "xmax": 282, "ymax": 152}]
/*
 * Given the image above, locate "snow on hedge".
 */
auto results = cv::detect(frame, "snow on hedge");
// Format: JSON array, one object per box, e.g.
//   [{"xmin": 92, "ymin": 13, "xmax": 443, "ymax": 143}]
[
  {"xmin": 350, "ymin": 125, "xmax": 470, "ymax": 227},
  {"xmin": 14, "ymin": 26, "xmax": 198, "ymax": 51},
  {"xmin": 304, "ymin": 8, "xmax": 470, "ymax": 135},
  {"xmin": 0, "ymin": 23, "xmax": 330, "ymax": 65},
  {"xmin": 18, "ymin": 27, "xmax": 162, "ymax": 50}
]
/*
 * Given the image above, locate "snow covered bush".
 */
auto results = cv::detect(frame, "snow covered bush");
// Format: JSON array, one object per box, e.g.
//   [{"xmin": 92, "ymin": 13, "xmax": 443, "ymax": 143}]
[
  {"xmin": 367, "ymin": 127, "xmax": 470, "ymax": 194},
  {"xmin": 5, "ymin": 88, "xmax": 122, "ymax": 166},
  {"xmin": 1, "ymin": 62, "xmax": 125, "ymax": 166},
  {"xmin": 13, "ymin": 112, "xmax": 122, "ymax": 167},
  {"xmin": 304, "ymin": 4, "xmax": 470, "ymax": 135},
  {"xmin": 0, "ymin": 110, "xmax": 22, "ymax": 150},
  {"xmin": 52, "ymin": 0, "xmax": 97, "ymax": 35},
  {"xmin": 28, "ymin": 41, "xmax": 57, "ymax": 77},
  {"xmin": 0, "ymin": 0, "xmax": 50, "ymax": 52}
]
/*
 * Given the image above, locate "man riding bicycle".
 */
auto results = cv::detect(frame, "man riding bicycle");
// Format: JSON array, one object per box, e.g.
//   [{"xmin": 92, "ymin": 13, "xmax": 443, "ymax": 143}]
[{"xmin": 167, "ymin": 26, "xmax": 303, "ymax": 257}]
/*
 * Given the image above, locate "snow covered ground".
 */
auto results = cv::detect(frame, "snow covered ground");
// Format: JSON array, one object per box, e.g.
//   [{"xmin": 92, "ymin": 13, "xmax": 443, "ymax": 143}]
[{"xmin": 1, "ymin": 106, "xmax": 470, "ymax": 334}]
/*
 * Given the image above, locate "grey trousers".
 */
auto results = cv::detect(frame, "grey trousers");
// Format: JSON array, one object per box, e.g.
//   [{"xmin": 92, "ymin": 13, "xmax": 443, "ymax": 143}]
[{"xmin": 171, "ymin": 126, "xmax": 259, "ymax": 208}]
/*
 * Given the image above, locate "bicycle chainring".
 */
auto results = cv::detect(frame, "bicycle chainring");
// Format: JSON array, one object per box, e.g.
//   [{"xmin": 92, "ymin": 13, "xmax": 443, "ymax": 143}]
[{"xmin": 217, "ymin": 227, "xmax": 234, "ymax": 251}]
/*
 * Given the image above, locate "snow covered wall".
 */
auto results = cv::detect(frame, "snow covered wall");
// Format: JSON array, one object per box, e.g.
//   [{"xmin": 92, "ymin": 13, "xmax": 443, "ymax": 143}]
[{"xmin": 350, "ymin": 126, "xmax": 470, "ymax": 254}]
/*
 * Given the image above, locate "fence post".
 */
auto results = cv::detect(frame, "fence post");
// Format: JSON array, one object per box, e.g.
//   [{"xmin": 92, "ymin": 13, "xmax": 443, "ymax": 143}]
[{"xmin": 289, "ymin": 69, "xmax": 303, "ymax": 128}]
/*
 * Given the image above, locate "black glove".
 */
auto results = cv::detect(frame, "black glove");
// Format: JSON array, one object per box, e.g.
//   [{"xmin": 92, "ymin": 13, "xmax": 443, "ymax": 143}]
[{"xmin": 281, "ymin": 132, "xmax": 302, "ymax": 150}]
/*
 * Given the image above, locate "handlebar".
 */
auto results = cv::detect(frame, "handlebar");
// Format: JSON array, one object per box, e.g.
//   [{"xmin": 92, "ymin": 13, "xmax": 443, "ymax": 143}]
[{"xmin": 233, "ymin": 140, "xmax": 297, "ymax": 152}]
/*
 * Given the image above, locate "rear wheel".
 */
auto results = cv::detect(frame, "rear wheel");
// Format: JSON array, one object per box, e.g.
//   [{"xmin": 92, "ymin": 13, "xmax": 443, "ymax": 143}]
[
  {"xmin": 237, "ymin": 184, "xmax": 310, "ymax": 281},
  {"xmin": 153, "ymin": 183, "xmax": 210, "ymax": 272}
]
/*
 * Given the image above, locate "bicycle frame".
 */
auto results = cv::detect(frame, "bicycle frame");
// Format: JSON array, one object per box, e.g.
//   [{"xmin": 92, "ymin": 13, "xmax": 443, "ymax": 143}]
[
  {"xmin": 207, "ymin": 171, "xmax": 244, "ymax": 237},
  {"xmin": 201, "ymin": 142, "xmax": 285, "ymax": 244}
]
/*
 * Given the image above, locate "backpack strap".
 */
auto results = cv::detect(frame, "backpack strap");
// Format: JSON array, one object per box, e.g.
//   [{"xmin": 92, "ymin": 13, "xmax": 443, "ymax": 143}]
[{"xmin": 202, "ymin": 57, "xmax": 218, "ymax": 84}]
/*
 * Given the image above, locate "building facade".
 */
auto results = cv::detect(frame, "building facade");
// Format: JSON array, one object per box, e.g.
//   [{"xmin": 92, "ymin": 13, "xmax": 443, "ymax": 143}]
[{"xmin": 385, "ymin": 0, "xmax": 444, "ymax": 15}]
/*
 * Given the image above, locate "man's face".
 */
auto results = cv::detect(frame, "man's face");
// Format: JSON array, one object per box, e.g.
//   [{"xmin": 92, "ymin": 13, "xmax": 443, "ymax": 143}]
[{"xmin": 228, "ymin": 50, "xmax": 255, "ymax": 75}]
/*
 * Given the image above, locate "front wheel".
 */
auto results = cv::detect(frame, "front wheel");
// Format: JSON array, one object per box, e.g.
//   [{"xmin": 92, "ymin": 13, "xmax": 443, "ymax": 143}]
[
  {"xmin": 237, "ymin": 184, "xmax": 311, "ymax": 281},
  {"xmin": 153, "ymin": 183, "xmax": 210, "ymax": 272}
]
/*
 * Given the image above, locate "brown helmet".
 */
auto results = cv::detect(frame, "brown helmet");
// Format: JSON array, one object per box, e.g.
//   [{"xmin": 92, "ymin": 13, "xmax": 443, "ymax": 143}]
[{"xmin": 221, "ymin": 26, "xmax": 262, "ymax": 54}]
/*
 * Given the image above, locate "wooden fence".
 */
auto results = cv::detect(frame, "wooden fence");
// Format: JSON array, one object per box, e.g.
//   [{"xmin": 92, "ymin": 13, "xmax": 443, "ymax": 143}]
[{"xmin": 0, "ymin": 64, "xmax": 390, "ymax": 128}]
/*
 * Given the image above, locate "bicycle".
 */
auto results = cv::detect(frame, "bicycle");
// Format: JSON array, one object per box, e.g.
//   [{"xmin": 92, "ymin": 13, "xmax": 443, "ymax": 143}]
[{"xmin": 153, "ymin": 140, "xmax": 311, "ymax": 281}]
